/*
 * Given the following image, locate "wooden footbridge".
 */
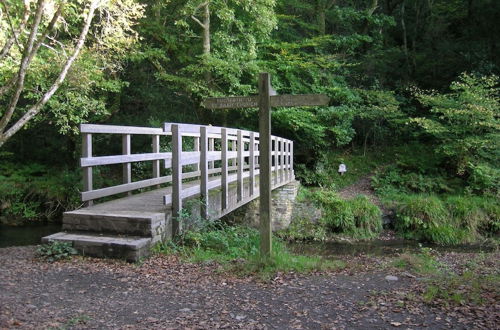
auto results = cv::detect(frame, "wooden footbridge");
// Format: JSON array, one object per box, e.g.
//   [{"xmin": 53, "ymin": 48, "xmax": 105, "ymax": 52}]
[{"xmin": 44, "ymin": 122, "xmax": 295, "ymax": 261}]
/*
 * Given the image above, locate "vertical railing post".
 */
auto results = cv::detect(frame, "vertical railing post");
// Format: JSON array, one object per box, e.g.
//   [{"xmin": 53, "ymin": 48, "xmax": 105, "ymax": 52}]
[
  {"xmin": 237, "ymin": 130, "xmax": 243, "ymax": 201},
  {"xmin": 200, "ymin": 126, "xmax": 209, "ymax": 219},
  {"xmin": 209, "ymin": 138, "xmax": 215, "ymax": 171},
  {"xmin": 285, "ymin": 140, "xmax": 292, "ymax": 181},
  {"xmin": 153, "ymin": 135, "xmax": 160, "ymax": 188},
  {"xmin": 122, "ymin": 134, "xmax": 131, "ymax": 195},
  {"xmin": 273, "ymin": 137, "xmax": 278, "ymax": 186},
  {"xmin": 249, "ymin": 132, "xmax": 255, "ymax": 196},
  {"xmin": 82, "ymin": 133, "xmax": 93, "ymax": 206},
  {"xmin": 194, "ymin": 136, "xmax": 200, "ymax": 172},
  {"xmin": 280, "ymin": 138, "xmax": 284, "ymax": 184},
  {"xmin": 172, "ymin": 124, "xmax": 182, "ymax": 236},
  {"xmin": 221, "ymin": 128, "xmax": 228, "ymax": 210},
  {"xmin": 290, "ymin": 141, "xmax": 294, "ymax": 179}
]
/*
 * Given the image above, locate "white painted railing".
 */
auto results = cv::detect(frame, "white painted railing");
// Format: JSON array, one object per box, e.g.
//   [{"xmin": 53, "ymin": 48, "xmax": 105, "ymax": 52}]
[{"xmin": 79, "ymin": 123, "xmax": 294, "ymax": 213}]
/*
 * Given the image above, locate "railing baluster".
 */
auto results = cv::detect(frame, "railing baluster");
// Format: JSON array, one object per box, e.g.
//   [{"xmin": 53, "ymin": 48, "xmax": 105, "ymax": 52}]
[
  {"xmin": 172, "ymin": 124, "xmax": 182, "ymax": 236},
  {"xmin": 209, "ymin": 138, "xmax": 215, "ymax": 171},
  {"xmin": 237, "ymin": 130, "xmax": 243, "ymax": 201},
  {"xmin": 200, "ymin": 126, "xmax": 209, "ymax": 219},
  {"xmin": 122, "ymin": 134, "xmax": 132, "ymax": 195},
  {"xmin": 221, "ymin": 128, "xmax": 228, "ymax": 210},
  {"xmin": 290, "ymin": 141, "xmax": 294, "ymax": 179},
  {"xmin": 152, "ymin": 135, "xmax": 160, "ymax": 188},
  {"xmin": 82, "ymin": 133, "xmax": 93, "ymax": 206},
  {"xmin": 194, "ymin": 136, "xmax": 200, "ymax": 172},
  {"xmin": 273, "ymin": 137, "xmax": 278, "ymax": 186},
  {"xmin": 249, "ymin": 132, "xmax": 255, "ymax": 196},
  {"xmin": 279, "ymin": 138, "xmax": 283, "ymax": 183}
]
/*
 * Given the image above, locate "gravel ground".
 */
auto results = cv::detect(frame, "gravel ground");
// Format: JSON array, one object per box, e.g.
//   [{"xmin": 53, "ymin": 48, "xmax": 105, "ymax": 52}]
[{"xmin": 1, "ymin": 246, "xmax": 498, "ymax": 329}]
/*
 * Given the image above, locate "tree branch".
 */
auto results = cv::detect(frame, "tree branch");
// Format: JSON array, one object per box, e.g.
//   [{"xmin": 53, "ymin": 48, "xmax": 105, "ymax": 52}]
[
  {"xmin": 191, "ymin": 15, "xmax": 205, "ymax": 29},
  {"xmin": 0, "ymin": 0, "xmax": 100, "ymax": 146},
  {"xmin": 0, "ymin": 0, "xmax": 45, "ymax": 135},
  {"xmin": 0, "ymin": 0, "xmax": 30, "ymax": 60}
]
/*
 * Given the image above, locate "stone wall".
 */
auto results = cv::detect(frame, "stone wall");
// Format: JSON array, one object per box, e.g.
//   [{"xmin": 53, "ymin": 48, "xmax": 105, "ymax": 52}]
[{"xmin": 243, "ymin": 180, "xmax": 302, "ymax": 231}]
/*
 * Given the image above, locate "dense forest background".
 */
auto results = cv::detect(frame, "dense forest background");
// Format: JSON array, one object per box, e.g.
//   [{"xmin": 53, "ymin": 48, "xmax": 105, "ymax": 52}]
[{"xmin": 0, "ymin": 0, "xmax": 498, "ymax": 244}]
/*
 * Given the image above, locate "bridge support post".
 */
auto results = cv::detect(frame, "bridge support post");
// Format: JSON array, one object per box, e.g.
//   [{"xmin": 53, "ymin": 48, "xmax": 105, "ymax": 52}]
[{"xmin": 258, "ymin": 72, "xmax": 272, "ymax": 257}]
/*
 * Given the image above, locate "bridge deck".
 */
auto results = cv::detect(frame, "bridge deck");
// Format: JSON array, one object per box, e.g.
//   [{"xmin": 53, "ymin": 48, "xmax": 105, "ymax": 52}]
[{"xmin": 73, "ymin": 172, "xmax": 290, "ymax": 218}]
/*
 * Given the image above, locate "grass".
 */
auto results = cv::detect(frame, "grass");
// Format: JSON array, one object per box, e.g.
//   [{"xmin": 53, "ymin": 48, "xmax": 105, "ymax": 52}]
[
  {"xmin": 392, "ymin": 247, "xmax": 500, "ymax": 307},
  {"xmin": 154, "ymin": 222, "xmax": 345, "ymax": 280}
]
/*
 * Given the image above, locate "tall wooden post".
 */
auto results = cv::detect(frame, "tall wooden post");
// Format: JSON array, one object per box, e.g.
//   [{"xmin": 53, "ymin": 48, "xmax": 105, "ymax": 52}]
[
  {"xmin": 258, "ymin": 73, "xmax": 272, "ymax": 257},
  {"xmin": 172, "ymin": 124, "xmax": 182, "ymax": 236}
]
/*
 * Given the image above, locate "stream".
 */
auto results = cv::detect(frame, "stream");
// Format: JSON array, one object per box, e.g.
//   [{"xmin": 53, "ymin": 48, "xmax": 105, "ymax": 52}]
[
  {"xmin": 288, "ymin": 237, "xmax": 495, "ymax": 257},
  {"xmin": 0, "ymin": 222, "xmax": 61, "ymax": 248},
  {"xmin": 0, "ymin": 223, "xmax": 495, "ymax": 256}
]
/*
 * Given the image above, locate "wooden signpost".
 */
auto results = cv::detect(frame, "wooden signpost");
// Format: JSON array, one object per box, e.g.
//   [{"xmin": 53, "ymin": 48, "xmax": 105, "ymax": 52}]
[{"xmin": 203, "ymin": 72, "xmax": 329, "ymax": 257}]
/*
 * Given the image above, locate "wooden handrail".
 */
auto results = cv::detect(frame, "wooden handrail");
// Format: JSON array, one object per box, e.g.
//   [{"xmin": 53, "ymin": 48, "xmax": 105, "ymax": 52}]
[{"xmin": 79, "ymin": 123, "xmax": 294, "ymax": 213}]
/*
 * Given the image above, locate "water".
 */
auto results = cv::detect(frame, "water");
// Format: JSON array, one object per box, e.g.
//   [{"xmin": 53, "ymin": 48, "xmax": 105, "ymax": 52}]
[
  {"xmin": 288, "ymin": 238, "xmax": 495, "ymax": 257},
  {"xmin": 0, "ymin": 223, "xmax": 61, "ymax": 248}
]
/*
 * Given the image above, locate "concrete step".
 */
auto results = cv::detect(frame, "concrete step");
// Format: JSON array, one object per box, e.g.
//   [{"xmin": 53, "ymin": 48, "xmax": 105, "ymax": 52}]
[
  {"xmin": 42, "ymin": 232, "xmax": 151, "ymax": 262},
  {"xmin": 62, "ymin": 210, "xmax": 170, "ymax": 243}
]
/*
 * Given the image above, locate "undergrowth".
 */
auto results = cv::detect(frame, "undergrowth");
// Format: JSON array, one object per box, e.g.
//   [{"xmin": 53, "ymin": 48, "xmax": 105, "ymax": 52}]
[
  {"xmin": 153, "ymin": 221, "xmax": 345, "ymax": 279},
  {"xmin": 279, "ymin": 189, "xmax": 383, "ymax": 241}
]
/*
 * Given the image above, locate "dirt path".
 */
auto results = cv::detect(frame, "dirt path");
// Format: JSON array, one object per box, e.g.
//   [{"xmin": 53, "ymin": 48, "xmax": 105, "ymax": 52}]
[
  {"xmin": 1, "ymin": 246, "xmax": 497, "ymax": 329},
  {"xmin": 337, "ymin": 175, "xmax": 391, "ymax": 217}
]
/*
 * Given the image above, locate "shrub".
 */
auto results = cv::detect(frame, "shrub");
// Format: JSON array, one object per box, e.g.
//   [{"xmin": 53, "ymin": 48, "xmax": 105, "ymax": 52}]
[
  {"xmin": 349, "ymin": 195, "xmax": 383, "ymax": 237},
  {"xmin": 445, "ymin": 195, "xmax": 499, "ymax": 238},
  {"xmin": 36, "ymin": 241, "xmax": 78, "ymax": 262},
  {"xmin": 309, "ymin": 190, "xmax": 383, "ymax": 238},
  {"xmin": 393, "ymin": 194, "xmax": 464, "ymax": 245}
]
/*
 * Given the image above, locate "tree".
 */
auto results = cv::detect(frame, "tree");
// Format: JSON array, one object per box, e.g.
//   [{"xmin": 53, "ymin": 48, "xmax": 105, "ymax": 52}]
[
  {"xmin": 0, "ymin": 0, "xmax": 144, "ymax": 147},
  {"xmin": 411, "ymin": 73, "xmax": 499, "ymax": 182}
]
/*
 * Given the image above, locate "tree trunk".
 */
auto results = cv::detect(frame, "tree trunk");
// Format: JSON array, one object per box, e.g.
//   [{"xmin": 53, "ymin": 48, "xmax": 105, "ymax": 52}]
[{"xmin": 0, "ymin": 0, "xmax": 99, "ymax": 148}]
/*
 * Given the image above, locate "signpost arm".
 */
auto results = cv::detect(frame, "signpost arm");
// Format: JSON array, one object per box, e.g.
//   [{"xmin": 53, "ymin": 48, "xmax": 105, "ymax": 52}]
[{"xmin": 258, "ymin": 73, "xmax": 272, "ymax": 257}]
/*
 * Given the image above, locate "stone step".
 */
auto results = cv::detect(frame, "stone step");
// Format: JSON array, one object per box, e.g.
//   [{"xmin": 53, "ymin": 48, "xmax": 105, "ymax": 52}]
[
  {"xmin": 62, "ymin": 210, "xmax": 170, "ymax": 243},
  {"xmin": 42, "ymin": 232, "xmax": 151, "ymax": 262}
]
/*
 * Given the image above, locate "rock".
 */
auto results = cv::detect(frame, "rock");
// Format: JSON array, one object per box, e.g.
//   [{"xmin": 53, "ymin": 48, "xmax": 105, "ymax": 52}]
[
  {"xmin": 385, "ymin": 275, "xmax": 399, "ymax": 281},
  {"xmin": 179, "ymin": 308, "xmax": 191, "ymax": 313},
  {"xmin": 235, "ymin": 315, "xmax": 246, "ymax": 321}
]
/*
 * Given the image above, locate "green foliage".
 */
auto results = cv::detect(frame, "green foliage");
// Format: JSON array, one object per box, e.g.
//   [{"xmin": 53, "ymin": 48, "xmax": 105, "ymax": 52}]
[
  {"xmin": 393, "ymin": 247, "xmax": 441, "ymax": 275},
  {"xmin": 278, "ymin": 217, "xmax": 327, "ymax": 242},
  {"xmin": 309, "ymin": 190, "xmax": 382, "ymax": 239},
  {"xmin": 393, "ymin": 194, "xmax": 463, "ymax": 245},
  {"xmin": 410, "ymin": 74, "xmax": 499, "ymax": 185},
  {"xmin": 0, "ymin": 162, "xmax": 81, "ymax": 223},
  {"xmin": 155, "ymin": 222, "xmax": 344, "ymax": 279},
  {"xmin": 391, "ymin": 193, "xmax": 499, "ymax": 245},
  {"xmin": 36, "ymin": 241, "xmax": 77, "ymax": 262}
]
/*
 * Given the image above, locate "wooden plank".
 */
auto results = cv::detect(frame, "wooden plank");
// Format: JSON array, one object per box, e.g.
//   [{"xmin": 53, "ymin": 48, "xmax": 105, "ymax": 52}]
[
  {"xmin": 259, "ymin": 72, "xmax": 272, "ymax": 257},
  {"xmin": 81, "ymin": 153, "xmax": 171, "ymax": 167},
  {"xmin": 164, "ymin": 122, "xmax": 203, "ymax": 134},
  {"xmin": 152, "ymin": 135, "xmax": 160, "ymax": 188},
  {"xmin": 273, "ymin": 137, "xmax": 278, "ymax": 186},
  {"xmin": 171, "ymin": 124, "xmax": 182, "ymax": 236},
  {"xmin": 201, "ymin": 94, "xmax": 329, "ymax": 109},
  {"xmin": 280, "ymin": 138, "xmax": 284, "ymax": 183},
  {"xmin": 271, "ymin": 94, "xmax": 330, "ymax": 107},
  {"xmin": 221, "ymin": 128, "xmax": 228, "ymax": 210},
  {"xmin": 290, "ymin": 141, "xmax": 294, "ymax": 179},
  {"xmin": 122, "ymin": 134, "xmax": 132, "ymax": 195},
  {"xmin": 193, "ymin": 137, "xmax": 200, "ymax": 172},
  {"xmin": 82, "ymin": 133, "xmax": 93, "ymax": 206},
  {"xmin": 209, "ymin": 138, "xmax": 215, "ymax": 170},
  {"xmin": 81, "ymin": 124, "xmax": 164, "ymax": 135},
  {"xmin": 82, "ymin": 176, "xmax": 171, "ymax": 201},
  {"xmin": 237, "ymin": 130, "xmax": 243, "ymax": 201},
  {"xmin": 202, "ymin": 96, "xmax": 259, "ymax": 109},
  {"xmin": 249, "ymin": 132, "xmax": 255, "ymax": 196},
  {"xmin": 200, "ymin": 126, "xmax": 208, "ymax": 219}
]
